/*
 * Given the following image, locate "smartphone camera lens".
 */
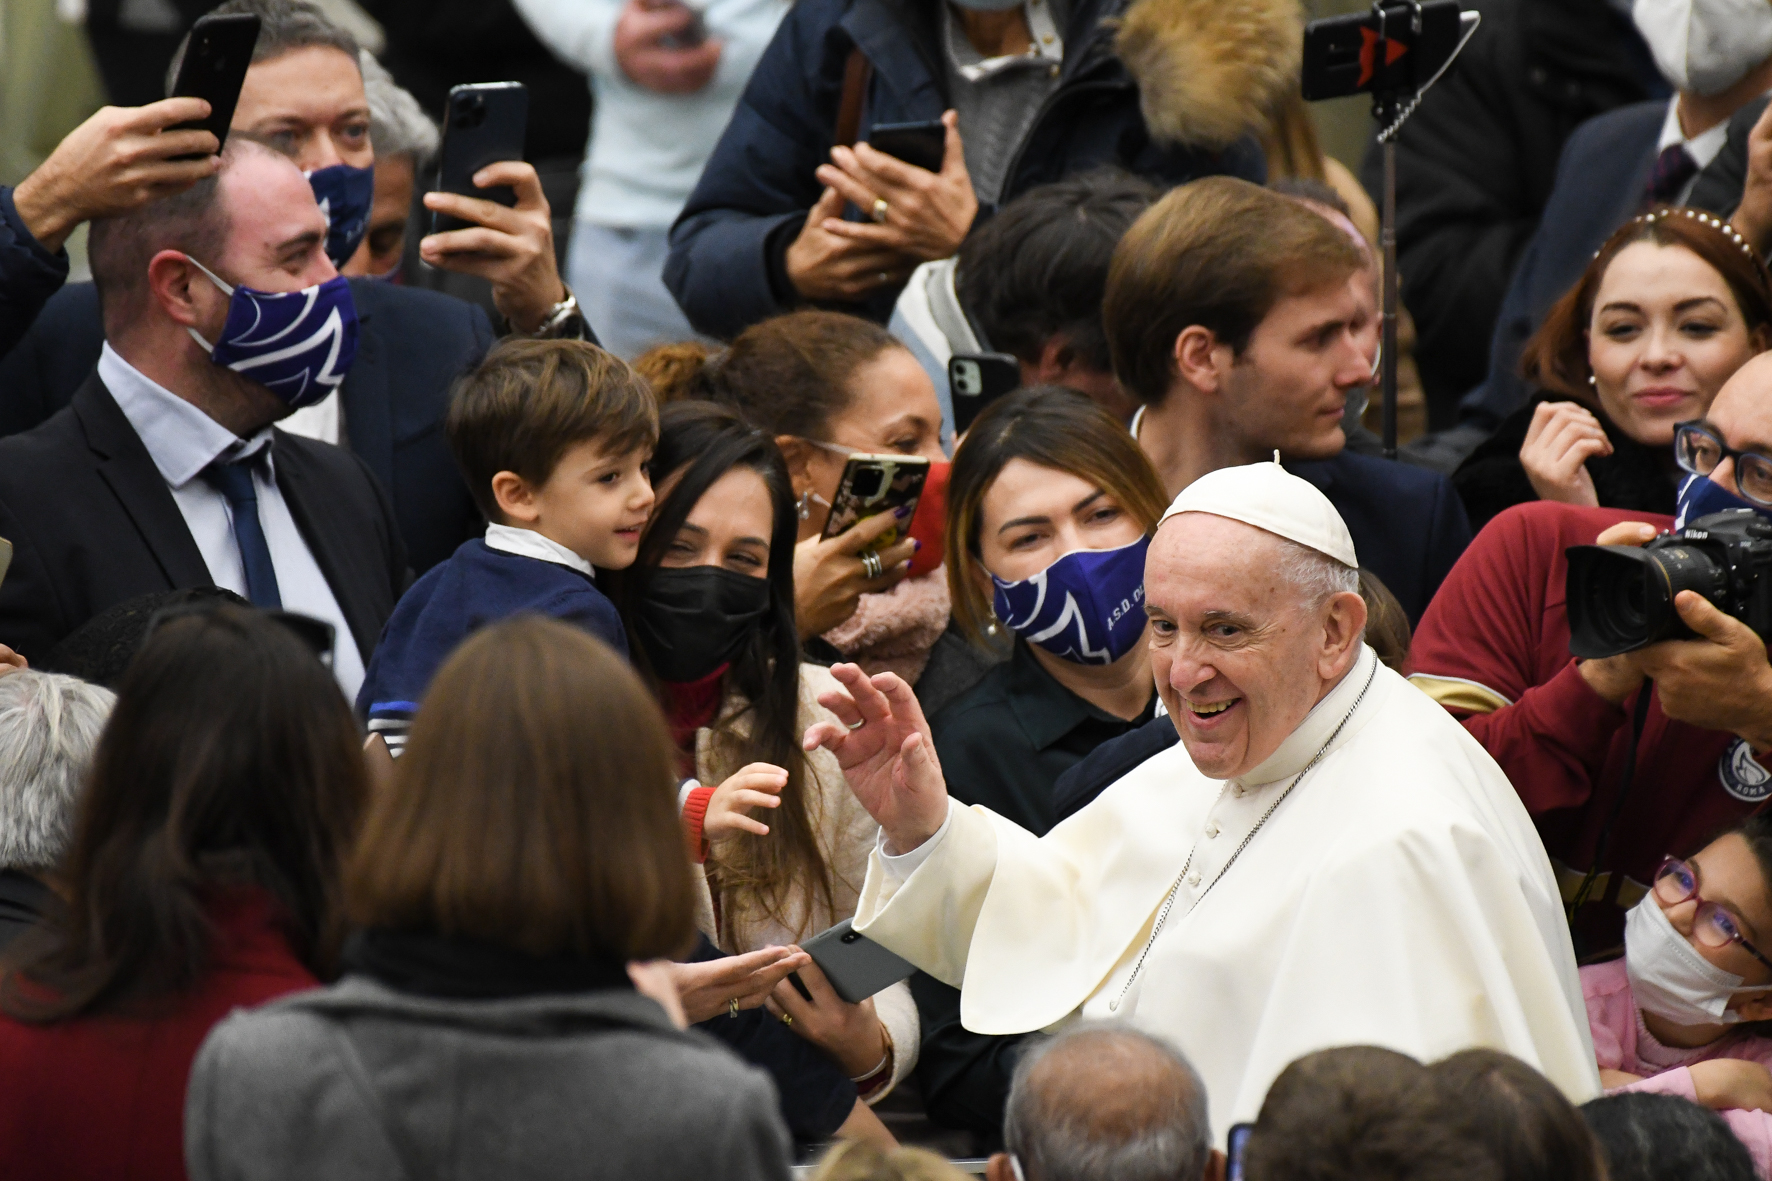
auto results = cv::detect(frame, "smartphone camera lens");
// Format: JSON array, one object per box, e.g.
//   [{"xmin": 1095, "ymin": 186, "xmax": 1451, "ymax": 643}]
[
  {"xmin": 853, "ymin": 469, "xmax": 885, "ymax": 500},
  {"xmin": 841, "ymin": 931, "xmax": 860, "ymax": 943},
  {"xmin": 455, "ymin": 93, "xmax": 487, "ymax": 130}
]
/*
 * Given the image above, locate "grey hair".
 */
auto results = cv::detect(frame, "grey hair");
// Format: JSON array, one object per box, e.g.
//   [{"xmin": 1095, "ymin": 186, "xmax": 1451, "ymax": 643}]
[
  {"xmin": 1005, "ymin": 1022, "xmax": 1212, "ymax": 1181},
  {"xmin": 361, "ymin": 52, "xmax": 439, "ymax": 166},
  {"xmin": 1275, "ymin": 536, "xmax": 1359, "ymax": 608},
  {"xmin": 0, "ymin": 672, "xmax": 116, "ymax": 872}
]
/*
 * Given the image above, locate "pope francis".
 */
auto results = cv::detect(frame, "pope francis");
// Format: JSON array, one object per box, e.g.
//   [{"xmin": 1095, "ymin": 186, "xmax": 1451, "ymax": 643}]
[{"xmin": 803, "ymin": 463, "xmax": 1600, "ymax": 1143}]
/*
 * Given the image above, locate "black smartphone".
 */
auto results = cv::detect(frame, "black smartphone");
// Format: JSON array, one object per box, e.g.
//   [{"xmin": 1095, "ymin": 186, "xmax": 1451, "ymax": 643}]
[
  {"xmin": 431, "ymin": 82, "xmax": 529, "ymax": 235},
  {"xmin": 1226, "ymin": 1122, "xmax": 1255, "ymax": 1181},
  {"xmin": 1300, "ymin": 0, "xmax": 1466, "ymax": 101},
  {"xmin": 866, "ymin": 119, "xmax": 946, "ymax": 173},
  {"xmin": 819, "ymin": 454, "xmax": 931, "ymax": 555},
  {"xmin": 948, "ymin": 351, "xmax": 1022, "ymax": 434},
  {"xmin": 167, "ymin": 13, "xmax": 261, "ymax": 158},
  {"xmin": 799, "ymin": 919, "xmax": 917, "ymax": 1004}
]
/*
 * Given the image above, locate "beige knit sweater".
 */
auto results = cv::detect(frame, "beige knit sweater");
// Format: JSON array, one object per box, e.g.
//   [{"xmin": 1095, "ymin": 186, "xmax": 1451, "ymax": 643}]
[{"xmin": 690, "ymin": 662, "xmax": 919, "ymax": 1099}]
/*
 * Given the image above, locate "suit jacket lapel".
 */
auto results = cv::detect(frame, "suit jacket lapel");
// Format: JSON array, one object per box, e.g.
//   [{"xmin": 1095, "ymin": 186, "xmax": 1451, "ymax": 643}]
[
  {"xmin": 340, "ymin": 280, "xmax": 395, "ymax": 493},
  {"xmin": 271, "ymin": 436, "xmax": 379, "ymax": 661},
  {"xmin": 74, "ymin": 375, "xmax": 213, "ymax": 588}
]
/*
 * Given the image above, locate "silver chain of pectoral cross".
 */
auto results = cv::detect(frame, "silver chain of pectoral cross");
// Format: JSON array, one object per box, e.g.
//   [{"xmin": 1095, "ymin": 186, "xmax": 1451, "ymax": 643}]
[{"xmin": 1108, "ymin": 660, "xmax": 1378, "ymax": 1013}]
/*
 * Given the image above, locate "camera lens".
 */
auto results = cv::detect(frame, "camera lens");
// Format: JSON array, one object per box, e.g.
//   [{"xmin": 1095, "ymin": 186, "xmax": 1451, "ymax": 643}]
[
  {"xmin": 1566, "ymin": 542, "xmax": 1728, "ymax": 658},
  {"xmin": 853, "ymin": 468, "xmax": 885, "ymax": 500}
]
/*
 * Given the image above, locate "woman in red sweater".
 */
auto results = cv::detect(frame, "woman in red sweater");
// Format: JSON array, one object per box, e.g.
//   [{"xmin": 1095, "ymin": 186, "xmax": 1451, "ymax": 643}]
[{"xmin": 0, "ymin": 605, "xmax": 367, "ymax": 1181}]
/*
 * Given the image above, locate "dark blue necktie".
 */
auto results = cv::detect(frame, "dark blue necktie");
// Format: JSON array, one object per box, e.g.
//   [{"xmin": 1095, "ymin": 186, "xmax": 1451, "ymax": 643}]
[{"xmin": 202, "ymin": 452, "xmax": 282, "ymax": 608}]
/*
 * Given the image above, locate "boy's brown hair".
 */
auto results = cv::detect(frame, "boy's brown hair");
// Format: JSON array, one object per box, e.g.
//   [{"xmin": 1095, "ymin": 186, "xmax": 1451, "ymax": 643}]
[
  {"xmin": 345, "ymin": 616, "xmax": 696, "ymax": 961},
  {"xmin": 445, "ymin": 338, "xmax": 659, "ymax": 523}
]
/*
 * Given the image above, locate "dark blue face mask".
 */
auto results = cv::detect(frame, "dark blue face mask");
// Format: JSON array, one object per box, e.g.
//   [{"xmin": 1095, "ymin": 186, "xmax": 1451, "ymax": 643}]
[
  {"xmin": 306, "ymin": 163, "xmax": 375, "ymax": 267},
  {"xmin": 990, "ymin": 536, "xmax": 1150, "ymax": 666},
  {"xmin": 1675, "ymin": 473, "xmax": 1772, "ymax": 529},
  {"xmin": 185, "ymin": 257, "xmax": 360, "ymax": 410}
]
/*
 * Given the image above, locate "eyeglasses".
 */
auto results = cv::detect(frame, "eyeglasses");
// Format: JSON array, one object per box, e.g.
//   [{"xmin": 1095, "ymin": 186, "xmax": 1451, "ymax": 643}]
[
  {"xmin": 1652, "ymin": 856, "xmax": 1772, "ymax": 972},
  {"xmin": 1674, "ymin": 421, "xmax": 1772, "ymax": 507}
]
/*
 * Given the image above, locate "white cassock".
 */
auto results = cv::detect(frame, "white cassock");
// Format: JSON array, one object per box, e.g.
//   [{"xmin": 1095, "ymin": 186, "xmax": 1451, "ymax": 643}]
[{"xmin": 854, "ymin": 643, "xmax": 1600, "ymax": 1144}]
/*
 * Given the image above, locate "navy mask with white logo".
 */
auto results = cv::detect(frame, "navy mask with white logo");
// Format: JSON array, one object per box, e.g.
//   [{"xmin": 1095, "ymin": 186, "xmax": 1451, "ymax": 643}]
[
  {"xmin": 306, "ymin": 163, "xmax": 375, "ymax": 267},
  {"xmin": 185, "ymin": 257, "xmax": 361, "ymax": 410}
]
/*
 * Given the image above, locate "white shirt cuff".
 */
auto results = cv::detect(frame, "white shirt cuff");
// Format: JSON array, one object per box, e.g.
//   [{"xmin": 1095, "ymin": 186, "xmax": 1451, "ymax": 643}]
[
  {"xmin": 677, "ymin": 778, "xmax": 701, "ymax": 814},
  {"xmin": 877, "ymin": 799, "xmax": 954, "ymax": 883}
]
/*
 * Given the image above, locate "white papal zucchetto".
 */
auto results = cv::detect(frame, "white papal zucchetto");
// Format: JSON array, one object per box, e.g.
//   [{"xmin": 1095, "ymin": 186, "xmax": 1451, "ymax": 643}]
[{"xmin": 1157, "ymin": 461, "xmax": 1360, "ymax": 569}]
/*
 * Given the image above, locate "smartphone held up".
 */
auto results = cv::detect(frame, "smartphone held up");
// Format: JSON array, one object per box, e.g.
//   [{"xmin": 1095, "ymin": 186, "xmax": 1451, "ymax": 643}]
[{"xmin": 431, "ymin": 82, "xmax": 529, "ymax": 235}]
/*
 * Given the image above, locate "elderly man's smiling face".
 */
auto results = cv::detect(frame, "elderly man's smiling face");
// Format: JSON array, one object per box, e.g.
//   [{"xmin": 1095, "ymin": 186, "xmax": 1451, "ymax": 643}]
[{"xmin": 1145, "ymin": 514, "xmax": 1367, "ymax": 780}]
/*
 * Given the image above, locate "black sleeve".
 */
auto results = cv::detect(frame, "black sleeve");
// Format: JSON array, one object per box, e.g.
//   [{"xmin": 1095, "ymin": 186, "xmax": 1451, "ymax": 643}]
[
  {"xmin": 908, "ymin": 971, "xmax": 1027, "ymax": 1149},
  {"xmin": 1050, "ymin": 715, "xmax": 1180, "ymax": 824},
  {"xmin": 0, "ymin": 187, "xmax": 69, "ymax": 362}
]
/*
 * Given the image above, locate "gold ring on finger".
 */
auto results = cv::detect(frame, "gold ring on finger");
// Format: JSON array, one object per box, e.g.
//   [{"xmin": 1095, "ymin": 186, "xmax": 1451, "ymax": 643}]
[
  {"xmin": 728, "ymin": 997, "xmax": 739, "ymax": 1018},
  {"xmin": 780, "ymin": 1012, "xmax": 794, "ymax": 1027},
  {"xmin": 871, "ymin": 198, "xmax": 890, "ymax": 224}
]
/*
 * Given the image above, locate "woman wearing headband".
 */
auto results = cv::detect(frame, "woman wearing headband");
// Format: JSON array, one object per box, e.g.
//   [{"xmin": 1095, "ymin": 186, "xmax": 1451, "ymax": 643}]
[{"xmin": 1454, "ymin": 208, "xmax": 1772, "ymax": 531}]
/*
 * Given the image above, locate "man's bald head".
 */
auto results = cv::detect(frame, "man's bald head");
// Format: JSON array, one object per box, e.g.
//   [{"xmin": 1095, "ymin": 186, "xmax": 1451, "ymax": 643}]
[
  {"xmin": 1003, "ymin": 1025, "xmax": 1211, "ymax": 1181},
  {"xmin": 89, "ymin": 137, "xmax": 279, "ymax": 333},
  {"xmin": 1710, "ymin": 350, "xmax": 1772, "ymax": 425}
]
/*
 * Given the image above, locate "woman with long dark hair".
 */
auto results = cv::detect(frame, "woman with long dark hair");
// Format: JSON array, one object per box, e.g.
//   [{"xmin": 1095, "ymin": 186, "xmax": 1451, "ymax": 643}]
[
  {"xmin": 609, "ymin": 400, "xmax": 918, "ymax": 1117},
  {"xmin": 640, "ymin": 310, "xmax": 1000, "ymax": 719},
  {"xmin": 0, "ymin": 606, "xmax": 366, "ymax": 1181}
]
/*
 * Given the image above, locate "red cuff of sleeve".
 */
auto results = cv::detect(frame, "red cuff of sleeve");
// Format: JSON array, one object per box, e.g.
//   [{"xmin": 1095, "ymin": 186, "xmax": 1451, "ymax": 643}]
[
  {"xmin": 681, "ymin": 785, "xmax": 716, "ymax": 864},
  {"xmin": 1528, "ymin": 659, "xmax": 1632, "ymax": 753}
]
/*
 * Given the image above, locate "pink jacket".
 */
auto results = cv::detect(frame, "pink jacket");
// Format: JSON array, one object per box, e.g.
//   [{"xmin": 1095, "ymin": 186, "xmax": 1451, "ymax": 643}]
[{"xmin": 1584, "ymin": 958, "xmax": 1772, "ymax": 1176}]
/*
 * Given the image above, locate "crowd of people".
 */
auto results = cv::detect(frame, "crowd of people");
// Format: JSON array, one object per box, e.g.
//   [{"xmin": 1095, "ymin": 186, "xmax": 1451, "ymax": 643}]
[{"xmin": 5, "ymin": 0, "xmax": 1772, "ymax": 1176}]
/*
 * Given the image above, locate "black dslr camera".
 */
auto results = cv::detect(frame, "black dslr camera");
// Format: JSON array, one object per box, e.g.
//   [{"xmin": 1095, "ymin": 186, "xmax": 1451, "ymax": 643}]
[{"xmin": 1566, "ymin": 509, "xmax": 1772, "ymax": 659}]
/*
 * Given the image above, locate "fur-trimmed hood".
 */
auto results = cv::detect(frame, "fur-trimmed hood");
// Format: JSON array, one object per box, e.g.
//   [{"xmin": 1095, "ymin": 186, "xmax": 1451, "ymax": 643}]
[{"xmin": 1113, "ymin": 0, "xmax": 1303, "ymax": 148}]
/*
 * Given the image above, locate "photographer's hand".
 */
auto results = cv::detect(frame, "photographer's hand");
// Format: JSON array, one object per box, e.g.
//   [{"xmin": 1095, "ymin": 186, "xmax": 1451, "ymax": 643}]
[{"xmin": 1634, "ymin": 590, "xmax": 1772, "ymax": 751}]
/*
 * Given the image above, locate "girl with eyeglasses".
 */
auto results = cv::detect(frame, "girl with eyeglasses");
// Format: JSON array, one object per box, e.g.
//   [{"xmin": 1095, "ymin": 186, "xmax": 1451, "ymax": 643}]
[
  {"xmin": 1584, "ymin": 812, "xmax": 1772, "ymax": 1176},
  {"xmin": 1454, "ymin": 209, "xmax": 1772, "ymax": 532}
]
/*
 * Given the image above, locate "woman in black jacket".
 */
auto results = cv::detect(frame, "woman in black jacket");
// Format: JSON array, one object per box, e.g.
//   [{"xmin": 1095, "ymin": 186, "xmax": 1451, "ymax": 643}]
[{"xmin": 1454, "ymin": 208, "xmax": 1772, "ymax": 531}]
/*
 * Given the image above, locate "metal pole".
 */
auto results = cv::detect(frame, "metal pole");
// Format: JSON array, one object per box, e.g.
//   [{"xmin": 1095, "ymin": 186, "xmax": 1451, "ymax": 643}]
[{"xmin": 1381, "ymin": 130, "xmax": 1399, "ymax": 460}]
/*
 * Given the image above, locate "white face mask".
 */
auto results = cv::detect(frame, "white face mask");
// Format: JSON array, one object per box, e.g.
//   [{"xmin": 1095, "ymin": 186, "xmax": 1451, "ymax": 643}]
[
  {"xmin": 1625, "ymin": 894, "xmax": 1772, "ymax": 1026},
  {"xmin": 1632, "ymin": 0, "xmax": 1772, "ymax": 96}
]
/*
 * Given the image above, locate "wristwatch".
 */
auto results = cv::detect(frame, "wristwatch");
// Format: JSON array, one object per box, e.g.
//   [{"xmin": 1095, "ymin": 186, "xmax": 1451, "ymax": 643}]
[{"xmin": 529, "ymin": 285, "xmax": 588, "ymax": 340}]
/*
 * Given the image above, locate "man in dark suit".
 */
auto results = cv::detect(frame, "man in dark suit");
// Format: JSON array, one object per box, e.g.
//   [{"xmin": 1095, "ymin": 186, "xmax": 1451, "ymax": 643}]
[
  {"xmin": 1103, "ymin": 178, "xmax": 1471, "ymax": 624},
  {"xmin": 0, "ymin": 0, "xmax": 592, "ymax": 573},
  {"xmin": 0, "ymin": 276, "xmax": 489, "ymax": 574},
  {"xmin": 0, "ymin": 138, "xmax": 407, "ymax": 701}
]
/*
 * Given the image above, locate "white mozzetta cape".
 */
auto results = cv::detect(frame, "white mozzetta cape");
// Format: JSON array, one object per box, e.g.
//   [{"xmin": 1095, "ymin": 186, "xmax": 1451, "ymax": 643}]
[{"xmin": 854, "ymin": 646, "xmax": 1599, "ymax": 1143}]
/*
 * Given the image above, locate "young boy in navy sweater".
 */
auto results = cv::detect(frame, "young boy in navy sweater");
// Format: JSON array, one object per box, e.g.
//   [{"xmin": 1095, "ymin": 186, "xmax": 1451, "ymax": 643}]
[{"xmin": 358, "ymin": 339, "xmax": 656, "ymax": 752}]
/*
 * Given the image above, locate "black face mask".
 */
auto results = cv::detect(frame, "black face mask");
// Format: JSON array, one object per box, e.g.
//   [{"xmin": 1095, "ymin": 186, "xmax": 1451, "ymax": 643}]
[{"xmin": 634, "ymin": 565, "xmax": 773, "ymax": 683}]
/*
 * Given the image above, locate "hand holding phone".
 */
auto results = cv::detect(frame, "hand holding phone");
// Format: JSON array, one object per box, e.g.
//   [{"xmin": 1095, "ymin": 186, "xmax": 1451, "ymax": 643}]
[
  {"xmin": 9, "ymin": 98, "xmax": 226, "ymax": 254},
  {"xmin": 813, "ymin": 109, "xmax": 978, "ymax": 265},
  {"xmin": 615, "ymin": 0, "xmax": 722, "ymax": 93},
  {"xmin": 820, "ymin": 454, "xmax": 931, "ymax": 553}
]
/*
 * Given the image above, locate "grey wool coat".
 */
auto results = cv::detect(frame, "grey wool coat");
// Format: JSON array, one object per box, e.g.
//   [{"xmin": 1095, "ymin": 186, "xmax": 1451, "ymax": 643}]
[{"xmin": 184, "ymin": 976, "xmax": 792, "ymax": 1181}]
